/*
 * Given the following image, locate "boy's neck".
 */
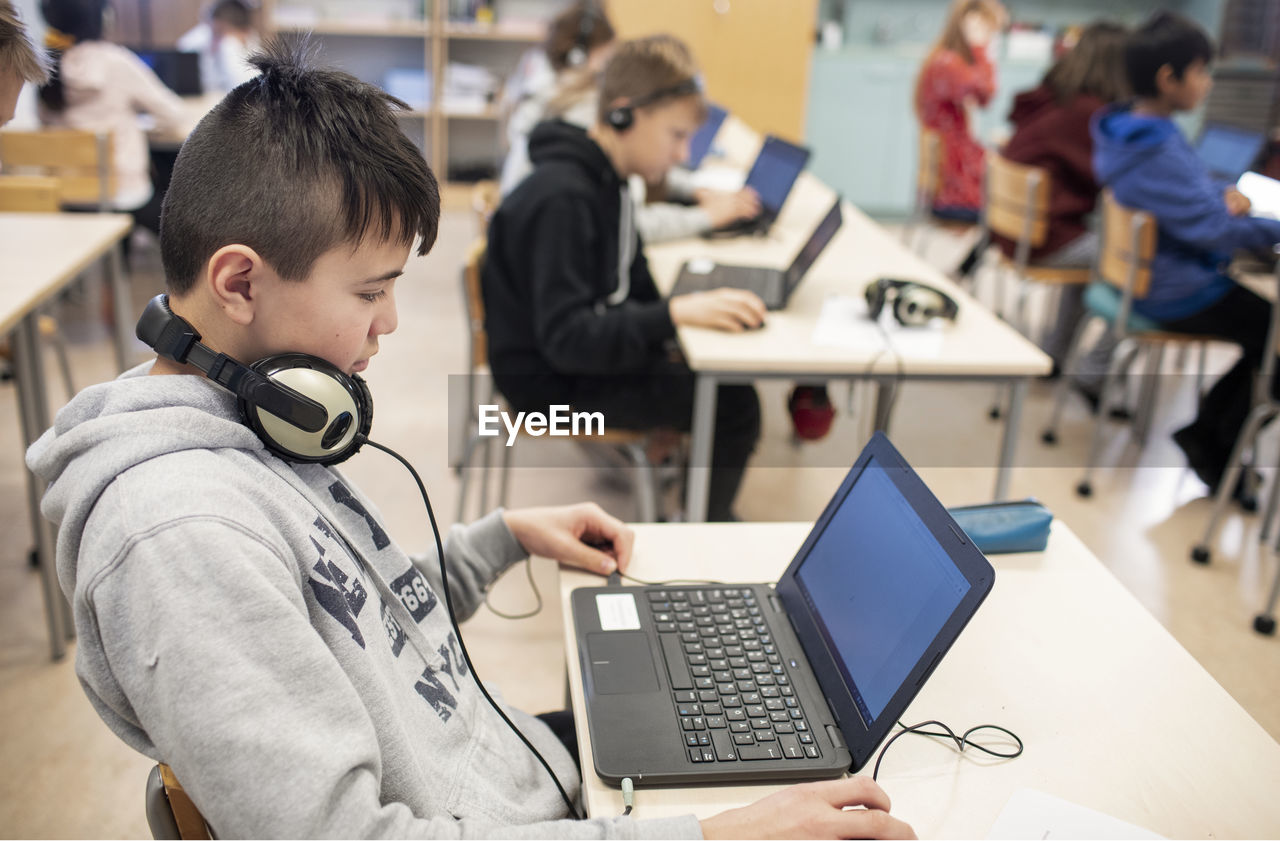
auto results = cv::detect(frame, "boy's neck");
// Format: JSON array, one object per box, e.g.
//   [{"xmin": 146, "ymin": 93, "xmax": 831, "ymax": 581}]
[
  {"xmin": 1132, "ymin": 98, "xmax": 1175, "ymax": 118},
  {"xmin": 587, "ymin": 123, "xmax": 633, "ymax": 181}
]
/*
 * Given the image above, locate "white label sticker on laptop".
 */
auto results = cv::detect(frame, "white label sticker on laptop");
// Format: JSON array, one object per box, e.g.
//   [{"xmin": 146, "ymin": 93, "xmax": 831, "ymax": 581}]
[{"xmin": 595, "ymin": 593, "xmax": 641, "ymax": 631}]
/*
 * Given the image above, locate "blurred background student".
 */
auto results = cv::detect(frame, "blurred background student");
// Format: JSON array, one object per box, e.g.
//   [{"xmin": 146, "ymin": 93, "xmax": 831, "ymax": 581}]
[
  {"xmin": 177, "ymin": 0, "xmax": 260, "ymax": 94},
  {"xmin": 37, "ymin": 0, "xmax": 184, "ymax": 240},
  {"xmin": 991, "ymin": 20, "xmax": 1130, "ymax": 399},
  {"xmin": 915, "ymin": 0, "xmax": 1006, "ymax": 226}
]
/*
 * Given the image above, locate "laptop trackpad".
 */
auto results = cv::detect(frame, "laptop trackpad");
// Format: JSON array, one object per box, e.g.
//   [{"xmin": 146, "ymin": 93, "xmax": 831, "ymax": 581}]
[{"xmin": 587, "ymin": 632, "xmax": 659, "ymax": 695}]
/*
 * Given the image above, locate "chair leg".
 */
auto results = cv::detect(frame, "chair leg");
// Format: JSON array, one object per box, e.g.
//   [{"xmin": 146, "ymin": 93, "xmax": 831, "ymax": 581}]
[
  {"xmin": 1262, "ymin": 467, "xmax": 1280, "ymax": 544},
  {"xmin": 1077, "ymin": 339, "xmax": 1139, "ymax": 498},
  {"xmin": 622, "ymin": 442, "xmax": 659, "ymax": 522},
  {"xmin": 1254, "ymin": 547, "xmax": 1279, "ymax": 635},
  {"xmin": 988, "ymin": 383, "xmax": 1006, "ymax": 421},
  {"xmin": 498, "ymin": 435, "xmax": 514, "ymax": 509},
  {"xmin": 1041, "ymin": 315, "xmax": 1094, "ymax": 445},
  {"xmin": 1196, "ymin": 342, "xmax": 1208, "ymax": 399},
  {"xmin": 50, "ymin": 328, "xmax": 75, "ymax": 401},
  {"xmin": 1132, "ymin": 344, "xmax": 1165, "ymax": 447},
  {"xmin": 1190, "ymin": 403, "xmax": 1274, "ymax": 564},
  {"xmin": 455, "ymin": 432, "xmax": 481, "ymax": 524}
]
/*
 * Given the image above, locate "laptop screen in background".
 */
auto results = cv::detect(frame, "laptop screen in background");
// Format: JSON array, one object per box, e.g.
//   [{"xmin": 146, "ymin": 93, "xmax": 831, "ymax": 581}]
[
  {"xmin": 785, "ymin": 199, "xmax": 843, "ymax": 291},
  {"xmin": 686, "ymin": 104, "xmax": 727, "ymax": 170},
  {"xmin": 792, "ymin": 458, "xmax": 970, "ymax": 726},
  {"xmin": 1196, "ymin": 124, "xmax": 1266, "ymax": 180},
  {"xmin": 744, "ymin": 137, "xmax": 808, "ymax": 213}
]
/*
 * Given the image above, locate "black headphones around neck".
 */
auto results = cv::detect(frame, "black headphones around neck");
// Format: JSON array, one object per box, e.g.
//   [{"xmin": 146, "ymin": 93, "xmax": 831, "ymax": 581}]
[
  {"xmin": 136, "ymin": 294, "xmax": 373, "ymax": 465},
  {"xmin": 606, "ymin": 77, "xmax": 703, "ymax": 132},
  {"xmin": 864, "ymin": 278, "xmax": 959, "ymax": 327}
]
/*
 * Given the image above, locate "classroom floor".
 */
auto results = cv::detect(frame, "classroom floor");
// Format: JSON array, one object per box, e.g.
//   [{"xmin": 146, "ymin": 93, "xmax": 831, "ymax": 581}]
[{"xmin": 2, "ymin": 213, "xmax": 1279, "ymax": 837}]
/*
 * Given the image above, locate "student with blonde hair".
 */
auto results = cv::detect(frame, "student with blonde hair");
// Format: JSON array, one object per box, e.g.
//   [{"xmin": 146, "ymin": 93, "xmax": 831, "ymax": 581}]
[{"xmin": 0, "ymin": 0, "xmax": 50, "ymax": 126}]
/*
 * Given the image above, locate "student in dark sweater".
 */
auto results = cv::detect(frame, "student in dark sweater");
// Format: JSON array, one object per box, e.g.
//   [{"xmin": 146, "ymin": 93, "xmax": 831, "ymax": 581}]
[
  {"xmin": 992, "ymin": 21, "xmax": 1129, "ymax": 393},
  {"xmin": 482, "ymin": 35, "xmax": 764, "ymax": 522},
  {"xmin": 1093, "ymin": 11, "xmax": 1280, "ymax": 496}
]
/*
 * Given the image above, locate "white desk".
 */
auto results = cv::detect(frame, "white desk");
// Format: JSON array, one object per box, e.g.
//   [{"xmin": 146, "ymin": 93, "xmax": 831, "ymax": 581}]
[
  {"xmin": 1, "ymin": 212, "xmax": 134, "ymax": 660},
  {"xmin": 651, "ymin": 121, "xmax": 1051, "ymax": 520},
  {"xmin": 558, "ymin": 522, "xmax": 1280, "ymax": 838}
]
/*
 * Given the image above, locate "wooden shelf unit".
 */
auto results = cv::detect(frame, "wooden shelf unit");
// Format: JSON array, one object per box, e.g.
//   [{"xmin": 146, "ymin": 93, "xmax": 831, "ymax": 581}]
[{"xmin": 263, "ymin": 0, "xmax": 547, "ymax": 185}]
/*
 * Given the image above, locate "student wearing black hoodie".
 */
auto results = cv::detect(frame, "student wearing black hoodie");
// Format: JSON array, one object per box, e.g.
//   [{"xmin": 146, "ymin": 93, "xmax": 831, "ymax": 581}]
[{"xmin": 482, "ymin": 35, "xmax": 764, "ymax": 522}]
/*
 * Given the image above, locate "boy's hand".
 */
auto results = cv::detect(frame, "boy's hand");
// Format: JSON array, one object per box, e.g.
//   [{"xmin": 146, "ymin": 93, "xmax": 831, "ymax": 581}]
[
  {"xmin": 1225, "ymin": 187, "xmax": 1252, "ymax": 217},
  {"xmin": 503, "ymin": 503, "xmax": 634, "ymax": 576},
  {"xmin": 700, "ymin": 778, "xmax": 916, "ymax": 840},
  {"xmin": 670, "ymin": 288, "xmax": 767, "ymax": 332},
  {"xmin": 696, "ymin": 187, "xmax": 762, "ymax": 228}
]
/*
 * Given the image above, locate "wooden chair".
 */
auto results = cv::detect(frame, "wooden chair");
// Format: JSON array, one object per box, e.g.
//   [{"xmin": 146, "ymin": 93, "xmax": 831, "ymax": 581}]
[
  {"xmin": 454, "ymin": 239, "xmax": 674, "ymax": 523},
  {"xmin": 1054, "ymin": 191, "xmax": 1216, "ymax": 498},
  {"xmin": 145, "ymin": 763, "xmax": 210, "ymax": 840},
  {"xmin": 470, "ymin": 179, "xmax": 500, "ymax": 232},
  {"xmin": 903, "ymin": 128, "xmax": 977, "ymax": 255},
  {"xmin": 0, "ymin": 128, "xmax": 114, "ymax": 209}
]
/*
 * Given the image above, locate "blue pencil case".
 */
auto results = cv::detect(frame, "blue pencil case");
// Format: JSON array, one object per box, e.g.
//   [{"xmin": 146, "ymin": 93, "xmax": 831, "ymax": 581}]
[{"xmin": 945, "ymin": 499, "xmax": 1053, "ymax": 554}]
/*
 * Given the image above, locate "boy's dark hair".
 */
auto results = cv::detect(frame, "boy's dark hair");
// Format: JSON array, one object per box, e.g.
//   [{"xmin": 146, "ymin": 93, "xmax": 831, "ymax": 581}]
[
  {"xmin": 160, "ymin": 39, "xmax": 440, "ymax": 294},
  {"xmin": 1124, "ymin": 11, "xmax": 1214, "ymax": 99},
  {"xmin": 210, "ymin": 0, "xmax": 252, "ymax": 31}
]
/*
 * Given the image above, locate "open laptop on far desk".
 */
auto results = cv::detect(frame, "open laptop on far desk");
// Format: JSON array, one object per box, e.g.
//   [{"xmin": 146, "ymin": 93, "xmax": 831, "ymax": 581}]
[
  {"xmin": 1196, "ymin": 123, "xmax": 1267, "ymax": 181},
  {"xmin": 706, "ymin": 135, "xmax": 810, "ymax": 238},
  {"xmin": 570, "ymin": 432, "xmax": 995, "ymax": 786},
  {"xmin": 670, "ymin": 197, "xmax": 843, "ymax": 310},
  {"xmin": 129, "ymin": 48, "xmax": 203, "ymax": 95},
  {"xmin": 686, "ymin": 104, "xmax": 728, "ymax": 171}
]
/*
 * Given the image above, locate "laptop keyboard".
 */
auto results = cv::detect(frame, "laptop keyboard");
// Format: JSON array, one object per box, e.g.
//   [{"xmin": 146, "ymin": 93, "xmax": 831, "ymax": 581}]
[{"xmin": 647, "ymin": 587, "xmax": 820, "ymax": 764}]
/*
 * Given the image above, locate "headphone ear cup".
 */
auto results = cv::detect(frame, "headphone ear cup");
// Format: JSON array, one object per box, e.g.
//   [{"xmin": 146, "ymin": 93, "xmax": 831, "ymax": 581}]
[
  {"xmin": 607, "ymin": 105, "xmax": 633, "ymax": 131},
  {"xmin": 239, "ymin": 354, "xmax": 373, "ymax": 465},
  {"xmin": 894, "ymin": 285, "xmax": 945, "ymax": 326},
  {"xmin": 864, "ymin": 280, "xmax": 887, "ymax": 320}
]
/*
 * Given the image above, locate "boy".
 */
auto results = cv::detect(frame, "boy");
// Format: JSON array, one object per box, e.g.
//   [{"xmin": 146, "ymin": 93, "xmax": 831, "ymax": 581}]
[
  {"xmin": 27, "ymin": 40, "xmax": 912, "ymax": 839},
  {"xmin": 482, "ymin": 35, "xmax": 764, "ymax": 522},
  {"xmin": 0, "ymin": 0, "xmax": 49, "ymax": 127},
  {"xmin": 1093, "ymin": 11, "xmax": 1280, "ymax": 497}
]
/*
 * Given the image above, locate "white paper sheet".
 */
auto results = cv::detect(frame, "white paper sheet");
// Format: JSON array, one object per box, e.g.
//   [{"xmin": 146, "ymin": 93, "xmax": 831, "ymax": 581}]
[
  {"xmin": 810, "ymin": 294, "xmax": 945, "ymax": 359},
  {"xmin": 986, "ymin": 788, "xmax": 1164, "ymax": 840}
]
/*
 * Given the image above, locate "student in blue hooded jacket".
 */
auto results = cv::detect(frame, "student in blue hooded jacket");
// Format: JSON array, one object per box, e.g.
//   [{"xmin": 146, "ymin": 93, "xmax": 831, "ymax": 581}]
[{"xmin": 1092, "ymin": 11, "xmax": 1280, "ymax": 499}]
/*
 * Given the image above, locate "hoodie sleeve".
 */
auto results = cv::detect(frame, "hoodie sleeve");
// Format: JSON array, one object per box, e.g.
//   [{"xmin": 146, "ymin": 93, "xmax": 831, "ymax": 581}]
[
  {"xmin": 1110, "ymin": 135, "xmax": 1280, "ymax": 255},
  {"xmin": 529, "ymin": 195, "xmax": 677, "ymax": 374},
  {"xmin": 408, "ymin": 509, "xmax": 528, "ymax": 623},
  {"xmin": 86, "ymin": 515, "xmax": 703, "ymax": 840},
  {"xmin": 114, "ymin": 47, "xmax": 187, "ymax": 134}
]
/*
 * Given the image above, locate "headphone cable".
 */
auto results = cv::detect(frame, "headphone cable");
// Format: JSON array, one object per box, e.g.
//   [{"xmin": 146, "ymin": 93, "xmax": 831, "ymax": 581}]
[{"xmin": 359, "ymin": 436, "xmax": 584, "ymax": 821}]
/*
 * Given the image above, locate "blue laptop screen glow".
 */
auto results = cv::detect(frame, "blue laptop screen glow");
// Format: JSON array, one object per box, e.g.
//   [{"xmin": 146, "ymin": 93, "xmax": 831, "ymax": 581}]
[
  {"xmin": 793, "ymin": 459, "xmax": 970, "ymax": 725},
  {"xmin": 745, "ymin": 137, "xmax": 808, "ymax": 213},
  {"xmin": 686, "ymin": 104, "xmax": 727, "ymax": 169}
]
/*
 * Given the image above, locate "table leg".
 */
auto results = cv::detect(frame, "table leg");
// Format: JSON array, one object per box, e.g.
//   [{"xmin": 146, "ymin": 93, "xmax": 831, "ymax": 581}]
[
  {"xmin": 873, "ymin": 381, "xmax": 895, "ymax": 433},
  {"xmin": 107, "ymin": 242, "xmax": 133, "ymax": 373},
  {"xmin": 994, "ymin": 378, "xmax": 1026, "ymax": 501},
  {"xmin": 684, "ymin": 374, "xmax": 718, "ymax": 523},
  {"xmin": 12, "ymin": 315, "xmax": 70, "ymax": 660}
]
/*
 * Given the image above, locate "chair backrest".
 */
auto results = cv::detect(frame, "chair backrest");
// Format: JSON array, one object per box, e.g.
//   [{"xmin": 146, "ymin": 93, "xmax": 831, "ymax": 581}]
[
  {"xmin": 145, "ymin": 764, "xmax": 210, "ymax": 840},
  {"xmin": 471, "ymin": 180, "xmax": 500, "ymax": 231},
  {"xmin": 916, "ymin": 128, "xmax": 941, "ymax": 201},
  {"xmin": 462, "ymin": 238, "xmax": 489, "ymax": 372},
  {"xmin": 0, "ymin": 129, "xmax": 114, "ymax": 209},
  {"xmin": 984, "ymin": 153, "xmax": 1051, "ymax": 251},
  {"xmin": 1097, "ymin": 189, "xmax": 1156, "ymax": 298},
  {"xmin": 0, "ymin": 175, "xmax": 61, "ymax": 212}
]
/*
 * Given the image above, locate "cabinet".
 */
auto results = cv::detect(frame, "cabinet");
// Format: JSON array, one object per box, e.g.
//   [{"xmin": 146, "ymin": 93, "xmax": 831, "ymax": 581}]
[{"xmin": 261, "ymin": 0, "xmax": 552, "ymax": 185}]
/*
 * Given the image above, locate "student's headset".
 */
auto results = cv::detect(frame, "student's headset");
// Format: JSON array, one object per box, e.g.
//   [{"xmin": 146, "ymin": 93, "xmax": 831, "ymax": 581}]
[
  {"xmin": 863, "ymin": 277, "xmax": 959, "ymax": 326},
  {"xmin": 605, "ymin": 77, "xmax": 703, "ymax": 132},
  {"xmin": 564, "ymin": 0, "xmax": 602, "ymax": 68},
  {"xmin": 136, "ymin": 294, "xmax": 373, "ymax": 465}
]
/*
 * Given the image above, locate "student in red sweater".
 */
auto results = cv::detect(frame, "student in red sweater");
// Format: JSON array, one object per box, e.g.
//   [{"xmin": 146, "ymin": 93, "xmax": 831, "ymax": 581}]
[
  {"xmin": 915, "ymin": 0, "xmax": 1006, "ymax": 221},
  {"xmin": 993, "ymin": 21, "xmax": 1130, "ymax": 393}
]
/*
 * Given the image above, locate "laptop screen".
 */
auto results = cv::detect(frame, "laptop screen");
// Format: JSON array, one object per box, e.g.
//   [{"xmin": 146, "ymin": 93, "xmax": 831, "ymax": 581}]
[
  {"xmin": 744, "ymin": 136, "xmax": 810, "ymax": 214},
  {"xmin": 1196, "ymin": 124, "xmax": 1266, "ymax": 180},
  {"xmin": 130, "ymin": 48, "xmax": 203, "ymax": 95},
  {"xmin": 686, "ymin": 104, "xmax": 727, "ymax": 170},
  {"xmin": 791, "ymin": 457, "xmax": 971, "ymax": 726},
  {"xmin": 784, "ymin": 199, "xmax": 843, "ymax": 294}
]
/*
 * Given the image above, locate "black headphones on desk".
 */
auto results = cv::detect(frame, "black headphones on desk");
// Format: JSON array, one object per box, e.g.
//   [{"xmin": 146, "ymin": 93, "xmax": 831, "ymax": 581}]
[
  {"xmin": 136, "ymin": 294, "xmax": 372, "ymax": 465},
  {"xmin": 606, "ymin": 77, "xmax": 703, "ymax": 131},
  {"xmin": 864, "ymin": 278, "xmax": 959, "ymax": 327}
]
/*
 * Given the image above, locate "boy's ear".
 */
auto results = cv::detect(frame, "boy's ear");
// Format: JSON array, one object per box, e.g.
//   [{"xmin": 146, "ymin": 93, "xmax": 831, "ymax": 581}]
[
  {"xmin": 1154, "ymin": 63, "xmax": 1177, "ymax": 92},
  {"xmin": 205, "ymin": 244, "xmax": 268, "ymax": 326}
]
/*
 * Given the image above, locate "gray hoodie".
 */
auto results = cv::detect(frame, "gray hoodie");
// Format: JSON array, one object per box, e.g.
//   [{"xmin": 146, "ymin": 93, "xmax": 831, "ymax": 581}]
[{"xmin": 27, "ymin": 364, "xmax": 702, "ymax": 839}]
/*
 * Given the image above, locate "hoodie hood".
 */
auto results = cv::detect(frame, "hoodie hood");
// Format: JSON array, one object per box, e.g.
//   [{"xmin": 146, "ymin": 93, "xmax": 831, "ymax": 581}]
[
  {"xmin": 1007, "ymin": 84, "xmax": 1057, "ymax": 128},
  {"xmin": 527, "ymin": 119, "xmax": 621, "ymax": 190},
  {"xmin": 26, "ymin": 363, "xmax": 264, "ymax": 599},
  {"xmin": 1091, "ymin": 103, "xmax": 1181, "ymax": 184}
]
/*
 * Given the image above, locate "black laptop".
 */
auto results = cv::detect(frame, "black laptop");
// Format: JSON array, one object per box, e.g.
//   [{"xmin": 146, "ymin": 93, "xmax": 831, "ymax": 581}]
[
  {"xmin": 707, "ymin": 134, "xmax": 811, "ymax": 237},
  {"xmin": 570, "ymin": 432, "xmax": 996, "ymax": 786},
  {"xmin": 130, "ymin": 48, "xmax": 203, "ymax": 95},
  {"xmin": 1196, "ymin": 122, "xmax": 1267, "ymax": 181},
  {"xmin": 671, "ymin": 197, "xmax": 842, "ymax": 310}
]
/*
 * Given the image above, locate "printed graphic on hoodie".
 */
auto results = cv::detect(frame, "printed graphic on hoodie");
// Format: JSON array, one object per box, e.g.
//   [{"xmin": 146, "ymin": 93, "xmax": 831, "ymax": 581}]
[{"xmin": 307, "ymin": 526, "xmax": 369, "ymax": 649}]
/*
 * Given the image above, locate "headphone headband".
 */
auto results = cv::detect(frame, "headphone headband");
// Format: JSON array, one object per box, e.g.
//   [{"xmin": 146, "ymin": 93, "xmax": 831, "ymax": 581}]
[{"xmin": 606, "ymin": 77, "xmax": 703, "ymax": 131}]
